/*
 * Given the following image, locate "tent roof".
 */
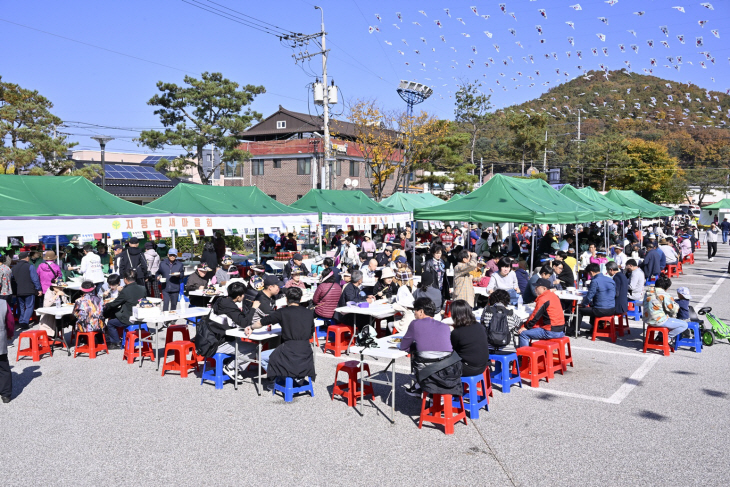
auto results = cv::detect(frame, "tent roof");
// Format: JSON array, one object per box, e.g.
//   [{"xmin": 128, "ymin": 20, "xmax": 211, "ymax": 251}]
[
  {"xmin": 413, "ymin": 174, "xmax": 597, "ymax": 224},
  {"xmin": 291, "ymin": 189, "xmax": 408, "ymax": 217},
  {"xmin": 604, "ymin": 189, "xmax": 674, "ymax": 218},
  {"xmin": 146, "ymin": 184, "xmax": 309, "ymax": 216},
  {"xmin": 380, "ymin": 192, "xmax": 444, "ymax": 212},
  {"xmin": 560, "ymin": 185, "xmax": 637, "ymax": 219},
  {"xmin": 449, "ymin": 194, "xmax": 464, "ymax": 202},
  {"xmin": 0, "ymin": 175, "xmax": 165, "ymax": 218},
  {"xmin": 702, "ymin": 199, "xmax": 730, "ymax": 210}
]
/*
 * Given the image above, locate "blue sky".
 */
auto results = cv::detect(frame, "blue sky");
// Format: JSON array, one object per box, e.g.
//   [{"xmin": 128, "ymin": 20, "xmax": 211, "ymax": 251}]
[{"xmin": 1, "ymin": 0, "xmax": 727, "ymax": 155}]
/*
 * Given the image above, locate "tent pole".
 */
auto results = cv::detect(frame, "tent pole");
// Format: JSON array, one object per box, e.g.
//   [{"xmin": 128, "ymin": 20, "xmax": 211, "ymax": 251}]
[
  {"xmin": 56, "ymin": 235, "xmax": 60, "ymax": 267},
  {"xmin": 318, "ymin": 222, "xmax": 323, "ymax": 257},
  {"xmin": 256, "ymin": 228, "xmax": 260, "ymax": 264},
  {"xmin": 575, "ymin": 228, "xmax": 579, "ymax": 281},
  {"xmin": 172, "ymin": 231, "xmax": 176, "ymax": 250},
  {"xmin": 412, "ymin": 220, "xmax": 416, "ymax": 272},
  {"xmin": 530, "ymin": 225, "xmax": 535, "ymax": 275}
]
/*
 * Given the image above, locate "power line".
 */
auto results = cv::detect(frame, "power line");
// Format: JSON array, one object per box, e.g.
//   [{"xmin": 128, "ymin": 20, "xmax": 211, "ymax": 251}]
[
  {"xmin": 181, "ymin": 0, "xmax": 291, "ymax": 38},
  {"xmin": 199, "ymin": 0, "xmax": 296, "ymax": 35}
]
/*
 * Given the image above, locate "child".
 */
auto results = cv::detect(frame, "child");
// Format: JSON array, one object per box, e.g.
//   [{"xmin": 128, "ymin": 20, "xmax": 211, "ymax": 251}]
[{"xmin": 676, "ymin": 286, "xmax": 691, "ymax": 321}]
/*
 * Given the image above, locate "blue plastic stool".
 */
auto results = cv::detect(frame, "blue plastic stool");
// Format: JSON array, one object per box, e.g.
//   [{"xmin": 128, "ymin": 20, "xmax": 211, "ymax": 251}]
[
  {"xmin": 675, "ymin": 322, "xmax": 702, "ymax": 353},
  {"xmin": 200, "ymin": 353, "xmax": 234, "ymax": 389},
  {"xmin": 645, "ymin": 275, "xmax": 658, "ymax": 286},
  {"xmin": 120, "ymin": 323, "xmax": 149, "ymax": 348},
  {"xmin": 627, "ymin": 300, "xmax": 642, "ymax": 321},
  {"xmin": 490, "ymin": 352, "xmax": 522, "ymax": 393},
  {"xmin": 452, "ymin": 374, "xmax": 490, "ymax": 419},
  {"xmin": 272, "ymin": 377, "xmax": 315, "ymax": 402}
]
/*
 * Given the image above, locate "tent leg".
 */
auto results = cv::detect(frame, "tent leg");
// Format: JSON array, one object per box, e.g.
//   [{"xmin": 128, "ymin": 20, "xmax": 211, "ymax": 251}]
[
  {"xmin": 172, "ymin": 231, "xmax": 176, "ymax": 250},
  {"xmin": 318, "ymin": 223, "xmax": 323, "ymax": 257},
  {"xmin": 530, "ymin": 226, "xmax": 535, "ymax": 275},
  {"xmin": 56, "ymin": 235, "xmax": 60, "ymax": 268},
  {"xmin": 412, "ymin": 221, "xmax": 416, "ymax": 273},
  {"xmin": 256, "ymin": 228, "xmax": 260, "ymax": 264}
]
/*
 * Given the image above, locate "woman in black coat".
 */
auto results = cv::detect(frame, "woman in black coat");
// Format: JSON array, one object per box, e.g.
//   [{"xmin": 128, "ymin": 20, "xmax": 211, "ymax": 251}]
[{"xmin": 201, "ymin": 241, "xmax": 219, "ymax": 280}]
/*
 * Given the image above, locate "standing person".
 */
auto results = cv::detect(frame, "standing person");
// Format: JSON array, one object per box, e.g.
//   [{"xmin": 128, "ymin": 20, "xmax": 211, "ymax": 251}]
[
  {"xmin": 112, "ymin": 244, "xmax": 124, "ymax": 274},
  {"xmin": 143, "ymin": 242, "xmax": 160, "ymax": 295},
  {"xmin": 452, "ymin": 250, "xmax": 478, "ymax": 307},
  {"xmin": 607, "ymin": 261, "xmax": 628, "ymax": 316},
  {"xmin": 0, "ymin": 256, "xmax": 12, "ymax": 301},
  {"xmin": 706, "ymin": 223, "xmax": 720, "ymax": 262},
  {"xmin": 104, "ymin": 270, "xmax": 147, "ymax": 349},
  {"xmin": 612, "ymin": 246, "xmax": 627, "ymax": 270},
  {"xmin": 439, "ymin": 225, "xmax": 454, "ymax": 248},
  {"xmin": 450, "ymin": 299, "xmax": 490, "ymax": 377},
  {"xmin": 200, "ymin": 241, "xmax": 219, "ymax": 279},
  {"xmin": 156, "ymin": 248, "xmax": 184, "ymax": 312},
  {"xmin": 96, "ymin": 244, "xmax": 112, "ymax": 274},
  {"xmin": 118, "ymin": 237, "xmax": 148, "ymax": 286},
  {"xmin": 213, "ymin": 232, "xmax": 227, "ymax": 262},
  {"xmin": 720, "ymin": 218, "xmax": 730, "ymax": 244},
  {"xmin": 37, "ymin": 250, "xmax": 62, "ymax": 294},
  {"xmin": 341, "ymin": 237, "xmax": 361, "ymax": 270},
  {"xmin": 79, "ymin": 244, "xmax": 106, "ymax": 293},
  {"xmin": 423, "ymin": 244, "xmax": 446, "ymax": 298},
  {"xmin": 11, "ymin": 251, "xmax": 42, "ymax": 331},
  {"xmin": 361, "ymin": 233, "xmax": 376, "ymax": 257},
  {"xmin": 0, "ymin": 298, "xmax": 11, "ymax": 403}
]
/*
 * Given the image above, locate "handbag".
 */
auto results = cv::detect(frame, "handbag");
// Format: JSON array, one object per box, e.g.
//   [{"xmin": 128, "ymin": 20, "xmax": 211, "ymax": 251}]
[
  {"xmin": 193, "ymin": 310, "xmax": 219, "ymax": 358},
  {"xmin": 5, "ymin": 302, "xmax": 15, "ymax": 339}
]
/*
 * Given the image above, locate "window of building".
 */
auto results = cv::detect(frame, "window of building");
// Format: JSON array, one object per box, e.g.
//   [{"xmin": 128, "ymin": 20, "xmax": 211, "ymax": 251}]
[
  {"xmin": 273, "ymin": 159, "xmax": 281, "ymax": 168},
  {"xmin": 296, "ymin": 194, "xmax": 303, "ymax": 200},
  {"xmin": 364, "ymin": 164, "xmax": 373, "ymax": 178},
  {"xmin": 268, "ymin": 194, "xmax": 277, "ymax": 200},
  {"xmin": 225, "ymin": 161, "xmax": 244, "ymax": 178},
  {"xmin": 206, "ymin": 154, "xmax": 212, "ymax": 162},
  {"xmin": 297, "ymin": 158, "xmax": 311, "ymax": 175},
  {"xmin": 276, "ymin": 120, "xmax": 286, "ymax": 129},
  {"xmin": 335, "ymin": 160, "xmax": 341, "ymax": 176},
  {"xmin": 252, "ymin": 160, "xmax": 264, "ymax": 176},
  {"xmin": 349, "ymin": 160, "xmax": 359, "ymax": 177}
]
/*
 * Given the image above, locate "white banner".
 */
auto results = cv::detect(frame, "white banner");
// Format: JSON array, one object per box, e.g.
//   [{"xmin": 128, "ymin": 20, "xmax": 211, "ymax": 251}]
[{"xmin": 320, "ymin": 211, "xmax": 411, "ymax": 226}]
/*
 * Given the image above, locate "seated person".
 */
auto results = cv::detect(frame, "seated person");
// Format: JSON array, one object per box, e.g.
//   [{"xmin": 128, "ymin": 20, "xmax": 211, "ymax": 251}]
[
  {"xmin": 552, "ymin": 259, "xmax": 573, "ymax": 289},
  {"xmin": 214, "ymin": 256, "xmax": 238, "ymax": 286},
  {"xmin": 412, "ymin": 272, "xmax": 442, "ymax": 311},
  {"xmin": 312, "ymin": 269, "xmax": 342, "ymax": 322},
  {"xmin": 321, "ymin": 257, "xmax": 340, "ymax": 282},
  {"xmin": 518, "ymin": 278, "xmax": 566, "ymax": 347},
  {"xmin": 399, "ymin": 297, "xmax": 462, "ymax": 398},
  {"xmin": 185, "ymin": 263, "xmax": 211, "ymax": 308},
  {"xmin": 283, "ymin": 253, "xmax": 309, "ymax": 281},
  {"xmin": 360, "ymin": 258, "xmax": 378, "ymax": 279},
  {"xmin": 244, "ymin": 287, "xmax": 315, "ymax": 386},
  {"xmin": 373, "ymin": 267, "xmax": 399, "ymax": 301},
  {"xmin": 480, "ymin": 289, "xmax": 524, "ymax": 351},
  {"xmin": 208, "ymin": 282, "xmax": 259, "ymax": 381},
  {"xmin": 658, "ymin": 239, "xmax": 679, "ymax": 265},
  {"xmin": 642, "ymin": 275, "xmax": 688, "ymax": 341},
  {"xmin": 105, "ymin": 270, "xmax": 147, "ymax": 349},
  {"xmin": 485, "ymin": 257, "xmax": 521, "ymax": 304},
  {"xmin": 449, "ymin": 299, "xmax": 490, "ymax": 378},
  {"xmin": 523, "ymin": 265, "xmax": 554, "ymax": 304},
  {"xmin": 284, "ymin": 269, "xmax": 307, "ymax": 289},
  {"xmin": 391, "ymin": 285, "xmax": 416, "ymax": 334},
  {"xmin": 579, "ymin": 263, "xmax": 616, "ymax": 335},
  {"xmin": 676, "ymin": 286, "xmax": 691, "ymax": 321},
  {"xmin": 607, "ymin": 261, "xmax": 628, "ymax": 316},
  {"xmin": 626, "ymin": 259, "xmax": 645, "ymax": 301},
  {"xmin": 375, "ymin": 246, "xmax": 393, "ymax": 267},
  {"xmin": 334, "ymin": 270, "xmax": 374, "ymax": 327},
  {"xmin": 39, "ymin": 280, "xmax": 70, "ymax": 338},
  {"xmin": 73, "ymin": 281, "xmax": 106, "ymax": 341}
]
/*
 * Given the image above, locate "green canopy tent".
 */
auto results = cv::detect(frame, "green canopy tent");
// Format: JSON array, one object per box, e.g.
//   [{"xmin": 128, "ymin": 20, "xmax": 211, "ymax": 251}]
[
  {"xmin": 560, "ymin": 185, "xmax": 637, "ymax": 220},
  {"xmin": 699, "ymin": 199, "xmax": 730, "ymax": 226},
  {"xmin": 0, "ymin": 175, "xmax": 169, "ymax": 241},
  {"xmin": 449, "ymin": 193, "xmax": 464, "ymax": 202},
  {"xmin": 380, "ymin": 192, "xmax": 444, "ymax": 213},
  {"xmin": 604, "ymin": 189, "xmax": 674, "ymax": 218}
]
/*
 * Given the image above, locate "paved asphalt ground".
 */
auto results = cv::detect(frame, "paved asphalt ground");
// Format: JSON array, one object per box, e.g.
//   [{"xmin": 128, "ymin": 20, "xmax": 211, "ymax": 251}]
[{"xmin": 2, "ymin": 244, "xmax": 730, "ymax": 486}]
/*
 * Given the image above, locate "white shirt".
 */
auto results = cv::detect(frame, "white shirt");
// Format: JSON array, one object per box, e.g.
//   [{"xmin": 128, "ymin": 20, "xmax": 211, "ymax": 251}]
[
  {"xmin": 613, "ymin": 252, "xmax": 627, "ymax": 269},
  {"xmin": 80, "ymin": 252, "xmax": 105, "ymax": 283},
  {"xmin": 706, "ymin": 228, "xmax": 720, "ymax": 243},
  {"xmin": 486, "ymin": 271, "xmax": 519, "ymax": 293},
  {"xmin": 659, "ymin": 245, "xmax": 678, "ymax": 264}
]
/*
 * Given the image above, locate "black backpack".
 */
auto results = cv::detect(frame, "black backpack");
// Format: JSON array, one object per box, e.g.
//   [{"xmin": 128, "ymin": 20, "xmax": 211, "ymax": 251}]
[
  {"xmin": 486, "ymin": 306, "xmax": 511, "ymax": 348},
  {"xmin": 193, "ymin": 310, "xmax": 220, "ymax": 358}
]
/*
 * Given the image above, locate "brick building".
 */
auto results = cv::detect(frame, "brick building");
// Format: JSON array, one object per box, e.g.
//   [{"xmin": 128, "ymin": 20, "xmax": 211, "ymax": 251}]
[{"xmin": 223, "ymin": 106, "xmax": 407, "ymax": 205}]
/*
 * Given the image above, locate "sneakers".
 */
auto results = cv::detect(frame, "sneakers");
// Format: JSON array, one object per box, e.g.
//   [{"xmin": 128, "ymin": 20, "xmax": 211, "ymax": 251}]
[
  {"xmin": 1, "ymin": 395, "xmax": 10, "ymax": 404},
  {"xmin": 223, "ymin": 362, "xmax": 246, "ymax": 382},
  {"xmin": 404, "ymin": 384, "xmax": 422, "ymax": 397},
  {"xmin": 709, "ymin": 258, "xmax": 714, "ymax": 262}
]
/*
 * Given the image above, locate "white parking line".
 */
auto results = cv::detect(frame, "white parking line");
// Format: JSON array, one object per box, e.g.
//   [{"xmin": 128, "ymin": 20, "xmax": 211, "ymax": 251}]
[
  {"xmin": 696, "ymin": 273, "xmax": 728, "ymax": 308},
  {"xmin": 605, "ymin": 355, "xmax": 660, "ymax": 404}
]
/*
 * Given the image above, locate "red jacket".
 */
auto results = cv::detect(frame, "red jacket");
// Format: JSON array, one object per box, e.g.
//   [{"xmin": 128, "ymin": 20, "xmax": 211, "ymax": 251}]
[
  {"xmin": 525, "ymin": 289, "xmax": 565, "ymax": 331},
  {"xmin": 312, "ymin": 281, "xmax": 342, "ymax": 320}
]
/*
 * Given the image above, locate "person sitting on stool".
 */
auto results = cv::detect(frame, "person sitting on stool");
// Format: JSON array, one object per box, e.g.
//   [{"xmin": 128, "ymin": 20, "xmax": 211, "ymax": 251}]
[
  {"xmin": 579, "ymin": 263, "xmax": 616, "ymax": 336},
  {"xmin": 518, "ymin": 278, "xmax": 565, "ymax": 347}
]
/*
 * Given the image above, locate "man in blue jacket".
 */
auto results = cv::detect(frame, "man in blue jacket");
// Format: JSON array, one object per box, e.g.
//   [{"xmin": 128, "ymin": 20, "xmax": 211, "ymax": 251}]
[
  {"xmin": 156, "ymin": 248, "xmax": 185, "ymax": 311},
  {"xmin": 641, "ymin": 242, "xmax": 662, "ymax": 281},
  {"xmin": 607, "ymin": 261, "xmax": 628, "ymax": 316},
  {"xmin": 579, "ymin": 263, "xmax": 616, "ymax": 336},
  {"xmin": 11, "ymin": 251, "xmax": 42, "ymax": 331}
]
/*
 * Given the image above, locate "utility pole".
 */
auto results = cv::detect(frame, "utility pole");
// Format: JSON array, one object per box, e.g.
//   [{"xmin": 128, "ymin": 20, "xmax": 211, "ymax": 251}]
[
  {"xmin": 316, "ymin": 6, "xmax": 331, "ymax": 190},
  {"xmin": 91, "ymin": 136, "xmax": 114, "ymax": 192},
  {"xmin": 542, "ymin": 130, "xmax": 548, "ymax": 173}
]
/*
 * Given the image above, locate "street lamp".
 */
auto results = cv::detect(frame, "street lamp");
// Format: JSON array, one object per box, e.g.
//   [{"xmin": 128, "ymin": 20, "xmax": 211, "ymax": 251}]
[
  {"xmin": 91, "ymin": 136, "xmax": 114, "ymax": 191},
  {"xmin": 396, "ymin": 80, "xmax": 432, "ymax": 193}
]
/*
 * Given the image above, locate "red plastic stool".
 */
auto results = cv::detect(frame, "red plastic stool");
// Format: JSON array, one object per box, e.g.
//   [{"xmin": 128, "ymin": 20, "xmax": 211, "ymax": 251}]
[
  {"xmin": 682, "ymin": 253, "xmax": 694, "ymax": 265},
  {"xmin": 547, "ymin": 336, "xmax": 574, "ymax": 371},
  {"xmin": 481, "ymin": 369, "xmax": 494, "ymax": 398},
  {"xmin": 663, "ymin": 264, "xmax": 680, "ymax": 278},
  {"xmin": 643, "ymin": 326, "xmax": 673, "ymax": 356},
  {"xmin": 122, "ymin": 330, "xmax": 155, "ymax": 364},
  {"xmin": 165, "ymin": 325, "xmax": 190, "ymax": 345},
  {"xmin": 74, "ymin": 331, "xmax": 109, "ymax": 359},
  {"xmin": 443, "ymin": 300, "xmax": 453, "ymax": 318},
  {"xmin": 616, "ymin": 314, "xmax": 631, "ymax": 337},
  {"xmin": 331, "ymin": 360, "xmax": 374, "ymax": 406},
  {"xmin": 419, "ymin": 392, "xmax": 467, "ymax": 435},
  {"xmin": 324, "ymin": 324, "xmax": 353, "ymax": 357},
  {"xmin": 592, "ymin": 315, "xmax": 617, "ymax": 343},
  {"xmin": 532, "ymin": 340, "xmax": 563, "ymax": 378},
  {"xmin": 516, "ymin": 346, "xmax": 549, "ymax": 388},
  {"xmin": 16, "ymin": 329, "xmax": 53, "ymax": 362},
  {"xmin": 161, "ymin": 341, "xmax": 199, "ymax": 378}
]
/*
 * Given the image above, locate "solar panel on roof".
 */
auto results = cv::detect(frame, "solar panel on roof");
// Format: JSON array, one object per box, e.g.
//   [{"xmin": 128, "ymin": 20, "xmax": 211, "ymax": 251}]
[{"xmin": 104, "ymin": 164, "xmax": 170, "ymax": 181}]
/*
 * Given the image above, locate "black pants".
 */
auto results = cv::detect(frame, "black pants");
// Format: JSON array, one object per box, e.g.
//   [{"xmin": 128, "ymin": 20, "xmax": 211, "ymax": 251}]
[
  {"xmin": 162, "ymin": 291, "xmax": 179, "ymax": 312},
  {"xmin": 0, "ymin": 354, "xmax": 11, "ymax": 398},
  {"xmin": 579, "ymin": 306, "xmax": 616, "ymax": 330},
  {"xmin": 708, "ymin": 242, "xmax": 717, "ymax": 259}
]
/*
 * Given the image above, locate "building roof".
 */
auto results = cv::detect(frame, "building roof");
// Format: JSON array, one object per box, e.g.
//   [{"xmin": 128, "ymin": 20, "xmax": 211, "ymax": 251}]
[{"xmin": 71, "ymin": 160, "xmax": 181, "ymax": 199}]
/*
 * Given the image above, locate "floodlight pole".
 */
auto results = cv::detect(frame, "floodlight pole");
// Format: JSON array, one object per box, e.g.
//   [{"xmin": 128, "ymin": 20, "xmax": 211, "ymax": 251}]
[
  {"xmin": 91, "ymin": 136, "xmax": 114, "ymax": 192},
  {"xmin": 397, "ymin": 81, "xmax": 432, "ymax": 194}
]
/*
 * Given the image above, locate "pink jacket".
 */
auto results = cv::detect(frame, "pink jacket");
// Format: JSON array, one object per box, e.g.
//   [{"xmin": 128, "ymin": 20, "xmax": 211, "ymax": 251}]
[{"xmin": 37, "ymin": 260, "xmax": 62, "ymax": 293}]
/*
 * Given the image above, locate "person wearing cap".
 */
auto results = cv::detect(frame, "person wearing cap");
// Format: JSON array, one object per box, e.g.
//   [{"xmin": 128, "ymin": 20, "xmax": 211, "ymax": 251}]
[
  {"xmin": 373, "ymin": 267, "xmax": 399, "ymax": 300},
  {"xmin": 37, "ymin": 250, "xmax": 62, "ymax": 294},
  {"xmin": 39, "ymin": 280, "xmax": 70, "ymax": 338},
  {"xmin": 523, "ymin": 265, "xmax": 555, "ymax": 305},
  {"xmin": 658, "ymin": 238, "xmax": 679, "ymax": 266},
  {"xmin": 249, "ymin": 275, "xmax": 282, "ymax": 318},
  {"xmin": 452, "ymin": 249, "xmax": 478, "ymax": 308},
  {"xmin": 676, "ymin": 286, "xmax": 691, "ymax": 321},
  {"xmin": 73, "ymin": 280, "xmax": 106, "ymax": 337},
  {"xmin": 579, "ymin": 263, "xmax": 616, "ymax": 335},
  {"xmin": 394, "ymin": 256, "xmax": 414, "ymax": 289},
  {"xmin": 361, "ymin": 234, "xmax": 376, "ymax": 255},
  {"xmin": 156, "ymin": 248, "xmax": 185, "ymax": 311},
  {"xmin": 79, "ymin": 243, "xmax": 106, "ymax": 294},
  {"xmin": 518, "ymin": 278, "xmax": 565, "ymax": 347},
  {"xmin": 607, "ymin": 261, "xmax": 628, "ymax": 316},
  {"xmin": 283, "ymin": 253, "xmax": 309, "ymax": 282},
  {"xmin": 105, "ymin": 270, "xmax": 147, "ymax": 348},
  {"xmin": 214, "ymin": 256, "xmax": 238, "ymax": 286},
  {"xmin": 612, "ymin": 245, "xmax": 627, "ymax": 270},
  {"xmin": 375, "ymin": 246, "xmax": 393, "ymax": 268},
  {"xmin": 312, "ymin": 268, "xmax": 342, "ymax": 321},
  {"xmin": 118, "ymin": 237, "xmax": 148, "ymax": 286},
  {"xmin": 640, "ymin": 242, "xmax": 662, "ymax": 281},
  {"xmin": 284, "ymin": 269, "xmax": 306, "ymax": 289},
  {"xmin": 413, "ymin": 271, "xmax": 442, "ymax": 311},
  {"xmin": 11, "ymin": 251, "xmax": 42, "ymax": 331},
  {"xmin": 144, "ymin": 241, "xmax": 161, "ymax": 286}
]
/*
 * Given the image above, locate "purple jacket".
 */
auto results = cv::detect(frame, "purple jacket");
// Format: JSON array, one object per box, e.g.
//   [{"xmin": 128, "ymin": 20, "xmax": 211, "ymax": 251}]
[
  {"xmin": 37, "ymin": 260, "xmax": 62, "ymax": 293},
  {"xmin": 399, "ymin": 317, "xmax": 453, "ymax": 353}
]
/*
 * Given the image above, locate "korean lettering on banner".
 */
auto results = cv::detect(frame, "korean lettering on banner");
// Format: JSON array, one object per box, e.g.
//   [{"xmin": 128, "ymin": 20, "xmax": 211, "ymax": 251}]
[
  {"xmin": 176, "ymin": 228, "xmax": 188, "ymax": 237},
  {"xmin": 131, "ymin": 231, "xmax": 144, "ymax": 238},
  {"xmin": 160, "ymin": 229, "xmax": 172, "ymax": 238},
  {"xmin": 78, "ymin": 234, "xmax": 94, "ymax": 243}
]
